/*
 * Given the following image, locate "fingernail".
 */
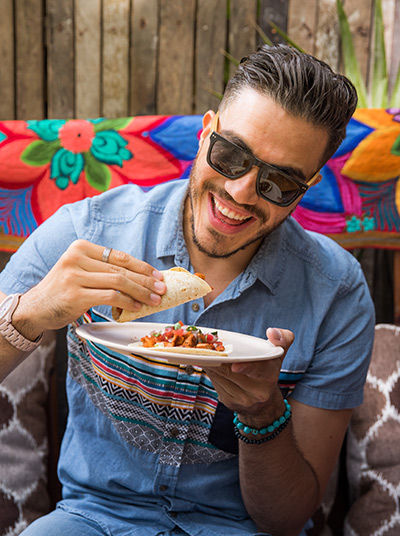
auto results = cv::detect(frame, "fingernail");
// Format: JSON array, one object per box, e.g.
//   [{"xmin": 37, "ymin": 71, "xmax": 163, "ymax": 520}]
[
  {"xmin": 153, "ymin": 270, "xmax": 163, "ymax": 280},
  {"xmin": 150, "ymin": 293, "xmax": 161, "ymax": 303},
  {"xmin": 268, "ymin": 327, "xmax": 283, "ymax": 341},
  {"xmin": 154, "ymin": 281, "xmax": 166, "ymax": 292}
]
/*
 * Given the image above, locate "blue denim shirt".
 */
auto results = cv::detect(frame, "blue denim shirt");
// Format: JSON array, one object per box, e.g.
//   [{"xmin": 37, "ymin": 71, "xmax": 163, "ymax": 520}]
[{"xmin": 0, "ymin": 180, "xmax": 375, "ymax": 535}]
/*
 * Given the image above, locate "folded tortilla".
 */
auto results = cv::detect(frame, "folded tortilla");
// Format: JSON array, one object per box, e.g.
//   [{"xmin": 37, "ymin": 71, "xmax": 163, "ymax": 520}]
[{"xmin": 112, "ymin": 267, "xmax": 212, "ymax": 322}]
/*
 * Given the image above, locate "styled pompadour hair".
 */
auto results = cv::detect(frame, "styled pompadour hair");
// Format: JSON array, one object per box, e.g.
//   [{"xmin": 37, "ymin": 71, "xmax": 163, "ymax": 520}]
[{"xmin": 220, "ymin": 44, "xmax": 358, "ymax": 165}]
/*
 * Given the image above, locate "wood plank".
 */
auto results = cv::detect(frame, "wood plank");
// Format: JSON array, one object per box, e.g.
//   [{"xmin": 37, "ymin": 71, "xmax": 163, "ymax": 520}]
[
  {"xmin": 0, "ymin": 0, "xmax": 14, "ymax": 119},
  {"xmin": 195, "ymin": 0, "xmax": 227, "ymax": 114},
  {"xmin": 102, "ymin": 0, "xmax": 130, "ymax": 117},
  {"xmin": 287, "ymin": 0, "xmax": 318, "ymax": 55},
  {"xmin": 46, "ymin": 0, "xmax": 74, "ymax": 119},
  {"xmin": 157, "ymin": 0, "xmax": 196, "ymax": 115},
  {"xmin": 314, "ymin": 0, "xmax": 340, "ymax": 71},
  {"xmin": 259, "ymin": 0, "xmax": 289, "ymax": 46},
  {"xmin": 228, "ymin": 0, "xmax": 257, "ymax": 79},
  {"xmin": 15, "ymin": 0, "xmax": 44, "ymax": 119},
  {"xmin": 75, "ymin": 0, "xmax": 101, "ymax": 119},
  {"xmin": 389, "ymin": 0, "xmax": 400, "ymax": 96},
  {"xmin": 130, "ymin": 0, "xmax": 158, "ymax": 115},
  {"xmin": 382, "ymin": 0, "xmax": 395, "ymax": 68},
  {"xmin": 342, "ymin": 0, "xmax": 373, "ymax": 82}
]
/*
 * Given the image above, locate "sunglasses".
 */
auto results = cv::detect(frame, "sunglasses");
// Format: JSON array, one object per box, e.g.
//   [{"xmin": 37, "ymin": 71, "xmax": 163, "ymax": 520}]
[{"xmin": 206, "ymin": 112, "xmax": 319, "ymax": 207}]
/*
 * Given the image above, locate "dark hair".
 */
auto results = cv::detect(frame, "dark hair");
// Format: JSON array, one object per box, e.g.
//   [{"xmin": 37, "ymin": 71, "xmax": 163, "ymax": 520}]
[{"xmin": 220, "ymin": 44, "xmax": 358, "ymax": 165}]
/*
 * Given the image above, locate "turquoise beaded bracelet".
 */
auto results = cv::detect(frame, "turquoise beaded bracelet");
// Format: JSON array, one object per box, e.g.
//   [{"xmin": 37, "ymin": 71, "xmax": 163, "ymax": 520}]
[{"xmin": 233, "ymin": 399, "xmax": 291, "ymax": 436}]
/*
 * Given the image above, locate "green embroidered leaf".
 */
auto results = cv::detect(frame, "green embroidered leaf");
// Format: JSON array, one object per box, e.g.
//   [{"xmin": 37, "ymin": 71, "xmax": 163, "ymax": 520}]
[
  {"xmin": 94, "ymin": 118, "xmax": 132, "ymax": 133},
  {"xmin": 83, "ymin": 151, "xmax": 111, "ymax": 191},
  {"xmin": 21, "ymin": 140, "xmax": 60, "ymax": 166},
  {"xmin": 391, "ymin": 134, "xmax": 400, "ymax": 156}
]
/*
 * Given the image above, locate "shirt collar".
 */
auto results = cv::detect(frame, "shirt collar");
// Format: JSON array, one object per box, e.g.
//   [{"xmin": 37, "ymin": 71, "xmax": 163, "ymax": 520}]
[
  {"xmin": 155, "ymin": 180, "xmax": 189, "ymax": 263},
  {"xmin": 245, "ymin": 222, "xmax": 289, "ymax": 294},
  {"xmin": 155, "ymin": 180, "xmax": 288, "ymax": 293}
]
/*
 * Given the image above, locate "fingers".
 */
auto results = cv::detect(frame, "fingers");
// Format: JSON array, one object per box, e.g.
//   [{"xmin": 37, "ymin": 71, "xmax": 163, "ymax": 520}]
[
  {"xmin": 64, "ymin": 240, "xmax": 166, "ymax": 306},
  {"xmin": 80, "ymin": 288, "xmax": 143, "ymax": 313},
  {"xmin": 67, "ymin": 240, "xmax": 163, "ymax": 281},
  {"xmin": 78, "ymin": 270, "xmax": 164, "ymax": 307},
  {"xmin": 78, "ymin": 257, "xmax": 166, "ymax": 302}
]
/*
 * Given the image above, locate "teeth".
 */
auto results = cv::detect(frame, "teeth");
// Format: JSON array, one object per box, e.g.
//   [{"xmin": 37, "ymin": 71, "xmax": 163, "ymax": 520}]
[{"xmin": 214, "ymin": 198, "xmax": 248, "ymax": 221}]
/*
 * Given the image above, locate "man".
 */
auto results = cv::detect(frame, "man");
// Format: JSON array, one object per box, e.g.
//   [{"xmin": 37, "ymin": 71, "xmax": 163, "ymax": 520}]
[{"xmin": 0, "ymin": 45, "xmax": 374, "ymax": 536}]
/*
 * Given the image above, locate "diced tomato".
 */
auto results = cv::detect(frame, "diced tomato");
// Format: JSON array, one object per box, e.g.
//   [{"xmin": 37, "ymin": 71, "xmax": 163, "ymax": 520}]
[
  {"xmin": 206, "ymin": 333, "xmax": 216, "ymax": 343},
  {"xmin": 174, "ymin": 328, "xmax": 184, "ymax": 337}
]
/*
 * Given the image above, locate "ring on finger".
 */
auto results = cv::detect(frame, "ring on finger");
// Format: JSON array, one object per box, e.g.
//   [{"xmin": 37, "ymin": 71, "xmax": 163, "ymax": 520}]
[{"xmin": 102, "ymin": 246, "xmax": 112, "ymax": 263}]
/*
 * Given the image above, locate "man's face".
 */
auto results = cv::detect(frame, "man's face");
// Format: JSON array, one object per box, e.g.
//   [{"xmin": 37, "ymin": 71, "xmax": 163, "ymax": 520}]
[{"xmin": 186, "ymin": 88, "xmax": 329, "ymax": 259}]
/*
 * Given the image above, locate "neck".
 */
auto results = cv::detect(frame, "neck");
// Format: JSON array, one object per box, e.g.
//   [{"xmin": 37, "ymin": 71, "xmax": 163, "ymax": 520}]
[{"xmin": 183, "ymin": 197, "xmax": 261, "ymax": 303}]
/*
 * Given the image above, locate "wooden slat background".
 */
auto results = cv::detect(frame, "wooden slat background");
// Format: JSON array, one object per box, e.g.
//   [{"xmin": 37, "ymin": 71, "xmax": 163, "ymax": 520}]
[{"xmin": 0, "ymin": 0, "xmax": 399, "ymax": 120}]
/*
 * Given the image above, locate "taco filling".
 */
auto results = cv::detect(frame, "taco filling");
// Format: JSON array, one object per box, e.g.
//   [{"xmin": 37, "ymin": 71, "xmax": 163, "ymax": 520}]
[{"xmin": 140, "ymin": 321, "xmax": 226, "ymax": 353}]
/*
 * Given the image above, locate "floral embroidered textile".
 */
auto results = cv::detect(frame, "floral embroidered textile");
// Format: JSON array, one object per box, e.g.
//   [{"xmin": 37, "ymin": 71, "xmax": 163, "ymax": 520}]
[{"xmin": 0, "ymin": 110, "xmax": 399, "ymax": 252}]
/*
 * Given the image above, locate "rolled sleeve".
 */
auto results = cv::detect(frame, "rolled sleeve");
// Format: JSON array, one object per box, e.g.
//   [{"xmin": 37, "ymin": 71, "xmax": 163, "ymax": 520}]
[{"xmin": 291, "ymin": 260, "xmax": 375, "ymax": 410}]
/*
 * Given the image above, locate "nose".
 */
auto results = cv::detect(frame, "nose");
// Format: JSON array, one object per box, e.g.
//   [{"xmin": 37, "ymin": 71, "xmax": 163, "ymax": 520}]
[{"xmin": 224, "ymin": 168, "xmax": 259, "ymax": 205}]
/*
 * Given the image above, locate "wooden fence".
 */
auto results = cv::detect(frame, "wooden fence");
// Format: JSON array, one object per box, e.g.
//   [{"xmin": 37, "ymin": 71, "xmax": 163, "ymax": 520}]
[{"xmin": 0, "ymin": 0, "xmax": 399, "ymax": 120}]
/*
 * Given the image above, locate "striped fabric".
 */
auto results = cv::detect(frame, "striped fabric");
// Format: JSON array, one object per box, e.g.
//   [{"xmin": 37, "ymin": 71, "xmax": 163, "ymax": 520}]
[{"xmin": 69, "ymin": 309, "xmax": 233, "ymax": 465}]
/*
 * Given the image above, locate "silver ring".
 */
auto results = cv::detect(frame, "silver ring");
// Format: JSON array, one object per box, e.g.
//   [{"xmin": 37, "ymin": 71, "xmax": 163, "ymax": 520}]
[{"xmin": 102, "ymin": 246, "xmax": 112, "ymax": 263}]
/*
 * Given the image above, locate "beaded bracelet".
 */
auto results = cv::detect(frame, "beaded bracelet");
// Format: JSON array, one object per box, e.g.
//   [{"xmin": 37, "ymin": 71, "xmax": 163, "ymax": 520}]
[
  {"xmin": 234, "ymin": 416, "xmax": 291, "ymax": 444},
  {"xmin": 233, "ymin": 399, "xmax": 291, "ymax": 436}
]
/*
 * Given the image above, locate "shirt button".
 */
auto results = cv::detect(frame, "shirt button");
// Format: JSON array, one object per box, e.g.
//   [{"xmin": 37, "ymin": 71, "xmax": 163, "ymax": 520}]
[
  {"xmin": 170, "ymin": 427, "xmax": 179, "ymax": 438},
  {"xmin": 185, "ymin": 365, "xmax": 195, "ymax": 375},
  {"xmin": 159, "ymin": 485, "xmax": 168, "ymax": 492},
  {"xmin": 191, "ymin": 302, "xmax": 200, "ymax": 312}
]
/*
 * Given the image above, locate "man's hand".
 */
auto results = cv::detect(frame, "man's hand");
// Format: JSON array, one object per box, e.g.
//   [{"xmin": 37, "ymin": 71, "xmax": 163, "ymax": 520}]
[
  {"xmin": 203, "ymin": 328, "xmax": 294, "ymax": 424},
  {"xmin": 12, "ymin": 239, "xmax": 166, "ymax": 339}
]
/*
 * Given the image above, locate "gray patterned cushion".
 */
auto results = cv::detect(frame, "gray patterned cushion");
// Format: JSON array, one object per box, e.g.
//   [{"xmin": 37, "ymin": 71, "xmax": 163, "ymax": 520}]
[
  {"xmin": 0, "ymin": 251, "xmax": 55, "ymax": 535},
  {"xmin": 345, "ymin": 324, "xmax": 400, "ymax": 535},
  {"xmin": 0, "ymin": 332, "xmax": 55, "ymax": 535}
]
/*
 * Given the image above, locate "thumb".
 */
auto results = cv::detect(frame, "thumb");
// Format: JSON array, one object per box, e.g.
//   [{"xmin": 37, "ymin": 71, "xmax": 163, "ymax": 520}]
[{"xmin": 266, "ymin": 327, "xmax": 295, "ymax": 352}]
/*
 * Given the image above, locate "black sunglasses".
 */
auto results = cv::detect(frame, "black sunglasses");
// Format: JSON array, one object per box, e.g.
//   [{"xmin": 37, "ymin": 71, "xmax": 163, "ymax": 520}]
[{"xmin": 206, "ymin": 114, "xmax": 317, "ymax": 207}]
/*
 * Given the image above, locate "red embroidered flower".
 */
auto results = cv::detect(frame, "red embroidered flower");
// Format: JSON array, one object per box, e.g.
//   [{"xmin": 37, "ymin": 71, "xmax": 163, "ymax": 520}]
[{"xmin": 59, "ymin": 120, "xmax": 95, "ymax": 153}]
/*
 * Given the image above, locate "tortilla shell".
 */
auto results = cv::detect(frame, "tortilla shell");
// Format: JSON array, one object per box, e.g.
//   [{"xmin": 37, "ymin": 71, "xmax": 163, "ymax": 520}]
[
  {"xmin": 148, "ymin": 345, "xmax": 229, "ymax": 356},
  {"xmin": 128, "ymin": 341, "xmax": 229, "ymax": 357},
  {"xmin": 112, "ymin": 267, "xmax": 211, "ymax": 322}
]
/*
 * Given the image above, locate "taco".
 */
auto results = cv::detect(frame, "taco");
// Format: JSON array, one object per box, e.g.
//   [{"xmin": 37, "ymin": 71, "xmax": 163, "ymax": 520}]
[
  {"xmin": 131, "ymin": 321, "xmax": 228, "ymax": 356},
  {"xmin": 112, "ymin": 267, "xmax": 212, "ymax": 322}
]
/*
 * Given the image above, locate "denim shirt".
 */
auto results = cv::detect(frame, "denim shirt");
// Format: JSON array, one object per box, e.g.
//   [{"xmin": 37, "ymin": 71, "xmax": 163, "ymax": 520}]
[{"xmin": 0, "ymin": 181, "xmax": 375, "ymax": 536}]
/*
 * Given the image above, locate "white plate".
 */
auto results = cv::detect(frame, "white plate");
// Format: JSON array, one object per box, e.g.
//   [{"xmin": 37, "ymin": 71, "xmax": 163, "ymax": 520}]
[{"xmin": 75, "ymin": 322, "xmax": 284, "ymax": 366}]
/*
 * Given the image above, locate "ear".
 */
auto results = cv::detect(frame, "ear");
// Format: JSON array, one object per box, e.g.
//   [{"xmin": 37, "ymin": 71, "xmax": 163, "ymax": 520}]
[{"xmin": 198, "ymin": 110, "xmax": 215, "ymax": 150}]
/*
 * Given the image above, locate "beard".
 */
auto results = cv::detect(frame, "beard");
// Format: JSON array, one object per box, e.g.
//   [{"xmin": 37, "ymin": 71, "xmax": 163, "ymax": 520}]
[{"xmin": 186, "ymin": 159, "xmax": 292, "ymax": 259}]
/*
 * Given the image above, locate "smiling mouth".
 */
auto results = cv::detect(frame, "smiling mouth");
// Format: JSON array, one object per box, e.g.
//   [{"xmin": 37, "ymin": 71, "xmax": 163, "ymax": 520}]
[{"xmin": 209, "ymin": 193, "xmax": 255, "ymax": 230}]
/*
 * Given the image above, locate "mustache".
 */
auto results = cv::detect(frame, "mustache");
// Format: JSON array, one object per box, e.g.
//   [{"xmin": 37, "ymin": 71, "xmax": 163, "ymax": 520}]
[{"xmin": 203, "ymin": 179, "xmax": 267, "ymax": 223}]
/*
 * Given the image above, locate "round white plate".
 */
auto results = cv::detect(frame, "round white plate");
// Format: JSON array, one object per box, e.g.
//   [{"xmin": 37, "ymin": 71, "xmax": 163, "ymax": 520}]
[{"xmin": 75, "ymin": 322, "xmax": 284, "ymax": 366}]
